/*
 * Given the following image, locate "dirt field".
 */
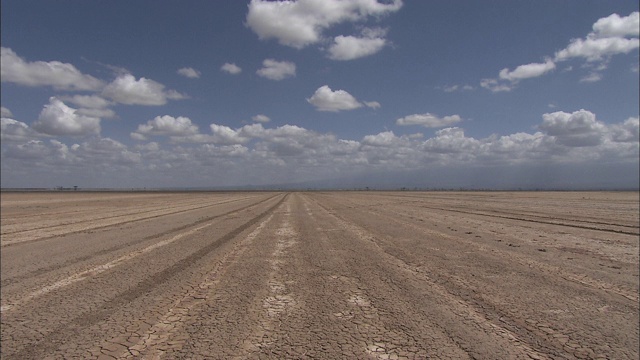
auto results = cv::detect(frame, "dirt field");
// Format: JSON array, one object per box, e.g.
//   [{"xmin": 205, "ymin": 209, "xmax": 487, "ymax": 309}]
[{"xmin": 1, "ymin": 191, "xmax": 638, "ymax": 359}]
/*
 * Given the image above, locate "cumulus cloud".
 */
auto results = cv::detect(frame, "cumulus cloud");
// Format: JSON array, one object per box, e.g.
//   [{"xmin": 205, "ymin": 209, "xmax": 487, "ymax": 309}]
[
  {"xmin": 3, "ymin": 105, "xmax": 638, "ymax": 189},
  {"xmin": 131, "ymin": 115, "xmax": 199, "ymax": 140},
  {"xmin": 362, "ymin": 131, "xmax": 399, "ymax": 147},
  {"xmin": 1, "ymin": 106, "xmax": 13, "ymax": 118},
  {"xmin": 102, "ymin": 73, "xmax": 186, "ymax": 106},
  {"xmin": 221, "ymin": 63, "xmax": 242, "ymax": 74},
  {"xmin": 592, "ymin": 12, "xmax": 639, "ymax": 38},
  {"xmin": 554, "ymin": 12, "xmax": 639, "ymax": 62},
  {"xmin": 252, "ymin": 114, "xmax": 271, "ymax": 123},
  {"xmin": 498, "ymin": 59, "xmax": 556, "ymax": 82},
  {"xmin": 32, "ymin": 97, "xmax": 101, "ymax": 136},
  {"xmin": 538, "ymin": 109, "xmax": 606, "ymax": 147},
  {"xmin": 396, "ymin": 113, "xmax": 462, "ymax": 128},
  {"xmin": 256, "ymin": 59, "xmax": 296, "ymax": 80},
  {"xmin": 0, "ymin": 47, "xmax": 105, "ymax": 91},
  {"xmin": 1, "ymin": 118, "xmax": 40, "ymax": 143},
  {"xmin": 555, "ymin": 36, "xmax": 639, "ymax": 62},
  {"xmin": 246, "ymin": 0, "xmax": 403, "ymax": 49},
  {"xmin": 177, "ymin": 67, "xmax": 201, "ymax": 79},
  {"xmin": 307, "ymin": 85, "xmax": 364, "ymax": 112},
  {"xmin": 327, "ymin": 28, "xmax": 388, "ymax": 60}
]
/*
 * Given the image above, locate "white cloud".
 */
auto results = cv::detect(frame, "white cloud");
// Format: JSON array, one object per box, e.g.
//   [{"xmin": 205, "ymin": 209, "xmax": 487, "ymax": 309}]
[
  {"xmin": 131, "ymin": 115, "xmax": 199, "ymax": 140},
  {"xmin": 498, "ymin": 59, "xmax": 556, "ymax": 82},
  {"xmin": 307, "ymin": 85, "xmax": 364, "ymax": 112},
  {"xmin": 0, "ymin": 47, "xmax": 104, "ymax": 91},
  {"xmin": 362, "ymin": 131, "xmax": 399, "ymax": 147},
  {"xmin": 396, "ymin": 113, "xmax": 462, "ymax": 128},
  {"xmin": 32, "ymin": 97, "xmax": 101, "ymax": 136},
  {"xmin": 538, "ymin": 109, "xmax": 606, "ymax": 147},
  {"xmin": 443, "ymin": 84, "xmax": 474, "ymax": 93},
  {"xmin": 555, "ymin": 36, "xmax": 639, "ymax": 62},
  {"xmin": 177, "ymin": 67, "xmax": 201, "ymax": 79},
  {"xmin": 252, "ymin": 114, "xmax": 271, "ymax": 123},
  {"xmin": 364, "ymin": 101, "xmax": 381, "ymax": 109},
  {"xmin": 327, "ymin": 28, "xmax": 388, "ymax": 60},
  {"xmin": 256, "ymin": 59, "xmax": 296, "ymax": 80},
  {"xmin": 1, "ymin": 118, "xmax": 40, "ymax": 143},
  {"xmin": 554, "ymin": 12, "xmax": 639, "ymax": 62},
  {"xmin": 483, "ymin": 12, "xmax": 639, "ymax": 92},
  {"xmin": 592, "ymin": 12, "xmax": 639, "ymax": 38},
  {"xmin": 579, "ymin": 72, "xmax": 603, "ymax": 83},
  {"xmin": 221, "ymin": 63, "xmax": 242, "ymax": 74},
  {"xmin": 1, "ymin": 106, "xmax": 13, "ymax": 118},
  {"xmin": 610, "ymin": 117, "xmax": 639, "ymax": 143},
  {"xmin": 246, "ymin": 0, "xmax": 402, "ymax": 49},
  {"xmin": 58, "ymin": 95, "xmax": 111, "ymax": 109},
  {"xmin": 102, "ymin": 74, "xmax": 186, "ymax": 106},
  {"xmin": 208, "ymin": 124, "xmax": 249, "ymax": 145},
  {"xmin": 480, "ymin": 78, "xmax": 513, "ymax": 92},
  {"xmin": 3, "ymin": 110, "xmax": 638, "ymax": 189}
]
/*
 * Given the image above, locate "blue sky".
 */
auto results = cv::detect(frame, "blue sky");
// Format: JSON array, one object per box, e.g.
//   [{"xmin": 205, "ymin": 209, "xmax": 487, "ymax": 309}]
[{"xmin": 1, "ymin": 0, "xmax": 638, "ymax": 189}]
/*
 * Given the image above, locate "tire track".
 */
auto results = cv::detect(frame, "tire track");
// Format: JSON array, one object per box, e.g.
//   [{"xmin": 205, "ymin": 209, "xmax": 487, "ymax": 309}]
[
  {"xmin": 1, "ymin": 195, "xmax": 263, "ymax": 247},
  {"xmin": 307, "ymin": 194, "xmax": 555, "ymax": 360},
  {"xmin": 115, "ymin": 211, "xmax": 278, "ymax": 359},
  {"xmin": 5, "ymin": 194, "xmax": 287, "ymax": 360},
  {"xmin": 0, "ymin": 194, "xmax": 279, "ymax": 288},
  {"xmin": 311, "ymin": 193, "xmax": 638, "ymax": 359}
]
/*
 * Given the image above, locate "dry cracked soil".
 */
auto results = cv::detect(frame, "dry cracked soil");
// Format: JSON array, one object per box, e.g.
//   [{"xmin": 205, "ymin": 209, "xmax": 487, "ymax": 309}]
[{"xmin": 1, "ymin": 191, "xmax": 638, "ymax": 359}]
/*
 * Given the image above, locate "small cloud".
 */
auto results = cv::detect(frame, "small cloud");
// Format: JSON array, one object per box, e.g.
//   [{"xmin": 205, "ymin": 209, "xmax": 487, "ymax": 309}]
[
  {"xmin": 131, "ymin": 115, "xmax": 199, "ymax": 140},
  {"xmin": 396, "ymin": 113, "xmax": 462, "ymax": 128},
  {"xmin": 102, "ymin": 73, "xmax": 186, "ymax": 106},
  {"xmin": 177, "ymin": 67, "xmax": 201, "ymax": 79},
  {"xmin": 256, "ymin": 59, "xmax": 296, "ymax": 81},
  {"xmin": 252, "ymin": 114, "xmax": 271, "ymax": 123},
  {"xmin": 307, "ymin": 85, "xmax": 363, "ymax": 112},
  {"xmin": 580, "ymin": 72, "xmax": 603, "ymax": 83},
  {"xmin": 221, "ymin": 63, "xmax": 242, "ymax": 75},
  {"xmin": 327, "ymin": 28, "xmax": 388, "ymax": 61},
  {"xmin": 480, "ymin": 78, "xmax": 513, "ymax": 92},
  {"xmin": 364, "ymin": 101, "xmax": 381, "ymax": 109}
]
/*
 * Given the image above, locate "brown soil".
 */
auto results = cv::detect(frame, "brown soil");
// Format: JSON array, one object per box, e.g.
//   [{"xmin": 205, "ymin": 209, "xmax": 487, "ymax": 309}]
[{"xmin": 1, "ymin": 191, "xmax": 638, "ymax": 359}]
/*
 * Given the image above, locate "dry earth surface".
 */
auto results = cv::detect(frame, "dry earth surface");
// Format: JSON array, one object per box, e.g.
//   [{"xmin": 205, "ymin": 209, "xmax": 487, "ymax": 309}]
[{"xmin": 1, "ymin": 191, "xmax": 638, "ymax": 359}]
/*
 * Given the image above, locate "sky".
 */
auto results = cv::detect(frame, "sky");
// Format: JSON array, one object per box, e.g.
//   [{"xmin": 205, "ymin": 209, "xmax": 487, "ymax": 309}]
[{"xmin": 1, "ymin": 0, "xmax": 639, "ymax": 189}]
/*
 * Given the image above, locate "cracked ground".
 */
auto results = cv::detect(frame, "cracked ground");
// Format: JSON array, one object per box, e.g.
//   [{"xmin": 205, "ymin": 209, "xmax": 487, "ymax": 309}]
[{"xmin": 1, "ymin": 191, "xmax": 638, "ymax": 359}]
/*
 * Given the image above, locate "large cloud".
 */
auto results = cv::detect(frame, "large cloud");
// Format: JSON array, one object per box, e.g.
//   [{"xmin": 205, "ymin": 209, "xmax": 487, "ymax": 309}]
[
  {"xmin": 32, "ymin": 97, "xmax": 101, "ymax": 136},
  {"xmin": 246, "ymin": 0, "xmax": 403, "ymax": 49},
  {"xmin": 307, "ymin": 85, "xmax": 363, "ymax": 111},
  {"xmin": 1, "ymin": 106, "xmax": 14, "ymax": 118},
  {"xmin": 102, "ymin": 74, "xmax": 186, "ymax": 106},
  {"xmin": 538, "ymin": 109, "xmax": 606, "ymax": 147},
  {"xmin": 256, "ymin": 59, "xmax": 296, "ymax": 80},
  {"xmin": 396, "ymin": 113, "xmax": 462, "ymax": 128},
  {"xmin": 0, "ymin": 47, "xmax": 104, "ymax": 91}
]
